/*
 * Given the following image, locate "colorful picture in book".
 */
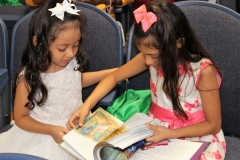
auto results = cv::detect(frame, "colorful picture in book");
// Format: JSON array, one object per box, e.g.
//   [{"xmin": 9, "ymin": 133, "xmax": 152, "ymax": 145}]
[
  {"xmin": 103, "ymin": 126, "xmax": 126, "ymax": 142},
  {"xmin": 141, "ymin": 140, "xmax": 169, "ymax": 150},
  {"xmin": 76, "ymin": 110, "xmax": 121, "ymax": 141},
  {"xmin": 123, "ymin": 140, "xmax": 145, "ymax": 158}
]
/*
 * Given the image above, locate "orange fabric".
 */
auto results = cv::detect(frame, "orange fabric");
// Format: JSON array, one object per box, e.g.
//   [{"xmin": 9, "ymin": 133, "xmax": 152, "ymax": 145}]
[
  {"xmin": 96, "ymin": 4, "xmax": 106, "ymax": 10},
  {"xmin": 96, "ymin": 4, "xmax": 115, "ymax": 19},
  {"xmin": 116, "ymin": 0, "xmax": 134, "ymax": 7},
  {"xmin": 25, "ymin": 0, "xmax": 38, "ymax": 6}
]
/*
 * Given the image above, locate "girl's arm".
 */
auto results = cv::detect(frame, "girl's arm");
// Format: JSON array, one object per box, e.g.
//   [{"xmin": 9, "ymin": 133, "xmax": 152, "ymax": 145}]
[
  {"xmin": 146, "ymin": 65, "xmax": 222, "ymax": 142},
  {"xmin": 14, "ymin": 76, "xmax": 69, "ymax": 143},
  {"xmin": 67, "ymin": 53, "xmax": 148, "ymax": 129},
  {"xmin": 81, "ymin": 68, "xmax": 117, "ymax": 88}
]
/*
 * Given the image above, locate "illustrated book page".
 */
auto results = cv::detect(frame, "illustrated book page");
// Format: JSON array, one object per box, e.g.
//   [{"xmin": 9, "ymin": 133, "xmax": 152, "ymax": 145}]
[{"xmin": 60, "ymin": 107, "xmax": 123, "ymax": 160}]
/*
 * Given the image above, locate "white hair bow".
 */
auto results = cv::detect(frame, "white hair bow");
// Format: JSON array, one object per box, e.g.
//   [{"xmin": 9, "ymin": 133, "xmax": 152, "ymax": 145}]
[{"xmin": 48, "ymin": 0, "xmax": 80, "ymax": 21}]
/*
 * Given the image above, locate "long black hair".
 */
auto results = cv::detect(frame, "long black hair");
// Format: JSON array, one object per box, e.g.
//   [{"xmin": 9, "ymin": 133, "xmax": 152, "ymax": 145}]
[
  {"xmin": 134, "ymin": 0, "xmax": 222, "ymax": 120},
  {"xmin": 13, "ymin": 0, "xmax": 89, "ymax": 109}
]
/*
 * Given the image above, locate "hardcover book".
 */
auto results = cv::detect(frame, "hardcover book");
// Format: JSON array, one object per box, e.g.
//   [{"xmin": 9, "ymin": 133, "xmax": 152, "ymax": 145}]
[{"xmin": 59, "ymin": 107, "xmax": 209, "ymax": 160}]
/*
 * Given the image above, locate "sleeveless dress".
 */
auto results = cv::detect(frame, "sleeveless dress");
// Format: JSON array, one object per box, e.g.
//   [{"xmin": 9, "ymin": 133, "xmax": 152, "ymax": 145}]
[
  {"xmin": 0, "ymin": 59, "xmax": 82, "ymax": 160},
  {"xmin": 148, "ymin": 58, "xmax": 226, "ymax": 160}
]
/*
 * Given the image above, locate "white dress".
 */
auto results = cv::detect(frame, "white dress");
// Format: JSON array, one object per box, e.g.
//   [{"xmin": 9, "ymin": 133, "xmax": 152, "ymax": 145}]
[{"xmin": 0, "ymin": 59, "xmax": 82, "ymax": 160}]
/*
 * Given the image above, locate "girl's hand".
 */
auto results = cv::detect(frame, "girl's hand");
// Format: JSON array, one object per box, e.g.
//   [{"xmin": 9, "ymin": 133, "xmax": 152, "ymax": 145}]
[
  {"xmin": 66, "ymin": 105, "xmax": 90, "ymax": 130},
  {"xmin": 49, "ymin": 125, "xmax": 70, "ymax": 144},
  {"xmin": 145, "ymin": 123, "xmax": 173, "ymax": 143}
]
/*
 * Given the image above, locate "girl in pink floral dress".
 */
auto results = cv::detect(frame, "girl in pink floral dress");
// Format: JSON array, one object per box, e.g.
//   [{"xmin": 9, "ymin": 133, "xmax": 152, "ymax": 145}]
[
  {"xmin": 68, "ymin": 1, "xmax": 226, "ymax": 159},
  {"xmin": 148, "ymin": 57, "xmax": 226, "ymax": 159}
]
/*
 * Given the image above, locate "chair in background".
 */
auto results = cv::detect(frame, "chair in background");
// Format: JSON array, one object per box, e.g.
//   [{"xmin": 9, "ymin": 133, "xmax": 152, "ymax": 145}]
[
  {"xmin": 185, "ymin": 0, "xmax": 218, "ymax": 3},
  {"xmin": 74, "ymin": 2, "xmax": 125, "ymax": 111},
  {"xmin": 0, "ymin": 6, "xmax": 35, "ymax": 34},
  {"xmin": 237, "ymin": 0, "xmax": 240, "ymax": 13},
  {"xmin": 0, "ymin": 6, "xmax": 38, "ymax": 69},
  {"xmin": 0, "ymin": 17, "xmax": 10, "ymax": 130},
  {"xmin": 219, "ymin": 0, "xmax": 237, "ymax": 12},
  {"xmin": 125, "ymin": 24, "xmax": 150, "ymax": 90},
  {"xmin": 114, "ymin": 3, "xmax": 134, "ymax": 38},
  {"xmin": 174, "ymin": 1, "xmax": 240, "ymax": 159},
  {"xmin": 0, "ymin": 153, "xmax": 46, "ymax": 160}
]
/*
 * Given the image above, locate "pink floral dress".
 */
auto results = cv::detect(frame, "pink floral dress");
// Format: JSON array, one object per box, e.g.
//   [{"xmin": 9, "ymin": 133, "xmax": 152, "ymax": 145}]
[{"xmin": 148, "ymin": 58, "xmax": 226, "ymax": 160}]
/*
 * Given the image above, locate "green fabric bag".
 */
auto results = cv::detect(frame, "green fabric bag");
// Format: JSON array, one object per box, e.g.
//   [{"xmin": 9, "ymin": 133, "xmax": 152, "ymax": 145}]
[
  {"xmin": 0, "ymin": 0, "xmax": 23, "ymax": 6},
  {"xmin": 107, "ymin": 89, "xmax": 151, "ymax": 122}
]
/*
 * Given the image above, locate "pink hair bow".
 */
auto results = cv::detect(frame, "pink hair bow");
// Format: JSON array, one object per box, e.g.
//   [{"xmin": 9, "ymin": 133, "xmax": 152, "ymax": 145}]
[{"xmin": 133, "ymin": 4, "xmax": 157, "ymax": 32}]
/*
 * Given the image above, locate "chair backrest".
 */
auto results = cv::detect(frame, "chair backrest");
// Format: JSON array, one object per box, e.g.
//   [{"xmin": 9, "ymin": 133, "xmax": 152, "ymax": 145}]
[
  {"xmin": 0, "ymin": 6, "xmax": 38, "ymax": 70},
  {"xmin": 0, "ymin": 16, "xmax": 10, "ymax": 129},
  {"xmin": 10, "ymin": 2, "xmax": 123, "ymax": 110},
  {"xmin": 125, "ymin": 24, "xmax": 150, "ymax": 90},
  {"xmin": 0, "ymin": 153, "xmax": 46, "ymax": 160},
  {"xmin": 185, "ymin": 0, "xmax": 217, "ymax": 2},
  {"xmin": 9, "ymin": 11, "xmax": 33, "ymax": 115},
  {"xmin": 74, "ymin": 2, "xmax": 124, "ymax": 108},
  {"xmin": 114, "ymin": 3, "xmax": 134, "ymax": 37},
  {"xmin": 219, "ymin": 0, "xmax": 237, "ymax": 11},
  {"xmin": 175, "ymin": 1, "xmax": 240, "ymax": 136},
  {"xmin": 0, "ymin": 17, "xmax": 8, "ymax": 69}
]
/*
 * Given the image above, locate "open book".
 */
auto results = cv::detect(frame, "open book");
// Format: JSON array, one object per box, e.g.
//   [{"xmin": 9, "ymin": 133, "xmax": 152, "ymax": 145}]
[{"xmin": 60, "ymin": 107, "xmax": 210, "ymax": 160}]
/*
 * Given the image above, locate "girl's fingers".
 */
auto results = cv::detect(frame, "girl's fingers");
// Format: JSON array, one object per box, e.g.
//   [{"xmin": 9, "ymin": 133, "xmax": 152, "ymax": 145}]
[{"xmin": 145, "ymin": 122, "xmax": 158, "ymax": 131}]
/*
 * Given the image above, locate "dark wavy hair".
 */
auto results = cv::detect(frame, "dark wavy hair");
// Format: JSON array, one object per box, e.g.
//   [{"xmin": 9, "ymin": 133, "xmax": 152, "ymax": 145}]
[
  {"xmin": 13, "ymin": 0, "xmax": 89, "ymax": 109},
  {"xmin": 133, "ymin": 0, "xmax": 222, "ymax": 120}
]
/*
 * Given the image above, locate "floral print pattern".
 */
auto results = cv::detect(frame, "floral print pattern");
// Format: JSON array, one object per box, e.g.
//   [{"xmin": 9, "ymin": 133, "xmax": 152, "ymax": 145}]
[{"xmin": 148, "ymin": 58, "xmax": 226, "ymax": 159}]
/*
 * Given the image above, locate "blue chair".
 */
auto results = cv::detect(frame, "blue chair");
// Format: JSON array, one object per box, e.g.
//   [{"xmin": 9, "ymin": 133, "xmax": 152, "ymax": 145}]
[
  {"xmin": 219, "ymin": 0, "xmax": 237, "ymax": 12},
  {"xmin": 125, "ymin": 24, "xmax": 150, "ymax": 90},
  {"xmin": 74, "ymin": 2, "xmax": 125, "ymax": 111},
  {"xmin": 0, "ymin": 153, "xmax": 46, "ymax": 160},
  {"xmin": 7, "ymin": 1, "xmax": 124, "ymax": 123},
  {"xmin": 174, "ymin": 1, "xmax": 240, "ymax": 159},
  {"xmin": 0, "ymin": 16, "xmax": 10, "ymax": 130},
  {"xmin": 0, "ymin": 6, "xmax": 38, "ymax": 69},
  {"xmin": 114, "ymin": 3, "xmax": 134, "ymax": 37}
]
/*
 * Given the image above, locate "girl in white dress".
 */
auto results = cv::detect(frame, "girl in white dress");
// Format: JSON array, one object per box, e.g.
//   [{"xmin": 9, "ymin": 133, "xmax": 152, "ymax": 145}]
[
  {"xmin": 0, "ymin": 0, "xmax": 116, "ymax": 159},
  {"xmin": 68, "ymin": 1, "xmax": 226, "ymax": 159}
]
